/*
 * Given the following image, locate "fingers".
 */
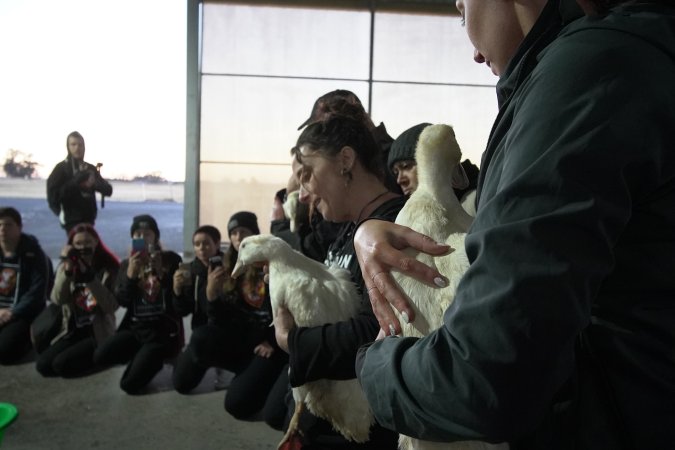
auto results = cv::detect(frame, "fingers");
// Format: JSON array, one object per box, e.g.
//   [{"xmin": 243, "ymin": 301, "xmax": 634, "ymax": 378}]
[
  {"xmin": 366, "ymin": 284, "xmax": 402, "ymax": 335},
  {"xmin": 392, "ymin": 252, "xmax": 450, "ymax": 290},
  {"xmin": 398, "ymin": 226, "xmax": 453, "ymax": 257},
  {"xmin": 371, "ymin": 271, "xmax": 415, "ymax": 325}
]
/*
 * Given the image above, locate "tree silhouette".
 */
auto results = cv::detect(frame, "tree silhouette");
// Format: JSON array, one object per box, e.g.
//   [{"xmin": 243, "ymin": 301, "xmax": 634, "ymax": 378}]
[{"xmin": 3, "ymin": 149, "xmax": 38, "ymax": 179}]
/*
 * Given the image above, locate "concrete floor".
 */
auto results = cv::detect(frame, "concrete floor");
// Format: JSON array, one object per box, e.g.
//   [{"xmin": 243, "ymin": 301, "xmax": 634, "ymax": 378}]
[{"xmin": 1, "ymin": 353, "xmax": 282, "ymax": 449}]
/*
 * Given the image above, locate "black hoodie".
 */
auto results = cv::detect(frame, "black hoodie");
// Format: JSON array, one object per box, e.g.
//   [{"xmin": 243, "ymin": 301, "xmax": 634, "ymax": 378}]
[{"xmin": 46, "ymin": 154, "xmax": 112, "ymax": 229}]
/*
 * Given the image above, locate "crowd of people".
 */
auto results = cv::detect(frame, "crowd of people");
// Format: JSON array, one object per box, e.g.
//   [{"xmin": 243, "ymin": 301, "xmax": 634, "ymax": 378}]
[{"xmin": 1, "ymin": 0, "xmax": 674, "ymax": 448}]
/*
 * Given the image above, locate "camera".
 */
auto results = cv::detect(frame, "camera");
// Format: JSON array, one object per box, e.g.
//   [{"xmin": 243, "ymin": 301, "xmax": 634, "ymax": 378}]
[
  {"xmin": 208, "ymin": 255, "xmax": 223, "ymax": 270},
  {"xmin": 64, "ymin": 247, "xmax": 93, "ymax": 280},
  {"xmin": 66, "ymin": 247, "xmax": 80, "ymax": 261},
  {"xmin": 66, "ymin": 247, "xmax": 92, "ymax": 261}
]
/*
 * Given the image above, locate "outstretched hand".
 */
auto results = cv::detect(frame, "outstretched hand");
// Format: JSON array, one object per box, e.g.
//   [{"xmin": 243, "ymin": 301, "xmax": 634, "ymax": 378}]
[{"xmin": 353, "ymin": 219, "xmax": 453, "ymax": 336}]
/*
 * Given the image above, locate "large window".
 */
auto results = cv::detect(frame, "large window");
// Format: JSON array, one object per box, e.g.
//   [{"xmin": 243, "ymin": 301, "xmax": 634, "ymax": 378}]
[{"xmin": 190, "ymin": 1, "xmax": 498, "ymax": 245}]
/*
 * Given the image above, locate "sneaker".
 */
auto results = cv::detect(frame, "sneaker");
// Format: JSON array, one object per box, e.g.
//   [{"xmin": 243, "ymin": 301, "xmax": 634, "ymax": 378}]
[{"xmin": 214, "ymin": 368, "xmax": 231, "ymax": 390}]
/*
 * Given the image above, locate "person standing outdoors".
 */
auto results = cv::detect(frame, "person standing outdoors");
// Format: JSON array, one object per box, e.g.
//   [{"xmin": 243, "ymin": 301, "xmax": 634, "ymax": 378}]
[{"xmin": 47, "ymin": 131, "xmax": 113, "ymax": 233}]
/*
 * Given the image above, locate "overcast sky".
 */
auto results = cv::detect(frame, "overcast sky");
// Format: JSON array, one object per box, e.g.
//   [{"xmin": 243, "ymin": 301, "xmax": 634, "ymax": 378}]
[{"xmin": 0, "ymin": 0, "xmax": 187, "ymax": 181}]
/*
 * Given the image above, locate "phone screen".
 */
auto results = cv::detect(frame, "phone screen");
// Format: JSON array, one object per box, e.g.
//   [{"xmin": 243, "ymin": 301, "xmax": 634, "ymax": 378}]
[{"xmin": 132, "ymin": 238, "xmax": 146, "ymax": 254}]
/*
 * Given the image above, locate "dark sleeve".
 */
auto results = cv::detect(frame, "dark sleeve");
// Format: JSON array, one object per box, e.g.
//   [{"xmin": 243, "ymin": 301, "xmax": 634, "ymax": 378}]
[
  {"xmin": 46, "ymin": 163, "xmax": 66, "ymax": 216},
  {"xmin": 12, "ymin": 241, "xmax": 50, "ymax": 320},
  {"xmin": 162, "ymin": 252, "xmax": 182, "ymax": 316},
  {"xmin": 93, "ymin": 168, "xmax": 113, "ymax": 197},
  {"xmin": 356, "ymin": 34, "xmax": 675, "ymax": 442},
  {"xmin": 114, "ymin": 259, "xmax": 140, "ymax": 308},
  {"xmin": 288, "ymin": 291, "xmax": 379, "ymax": 387},
  {"xmin": 172, "ymin": 280, "xmax": 196, "ymax": 318},
  {"xmin": 205, "ymin": 288, "xmax": 240, "ymax": 324},
  {"xmin": 270, "ymin": 218, "xmax": 290, "ymax": 234},
  {"xmin": 171, "ymin": 259, "xmax": 197, "ymax": 317}
]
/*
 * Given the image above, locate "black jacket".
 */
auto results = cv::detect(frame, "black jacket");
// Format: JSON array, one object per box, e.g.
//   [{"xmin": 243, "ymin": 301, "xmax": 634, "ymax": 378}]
[
  {"xmin": 357, "ymin": 2, "xmax": 675, "ymax": 449},
  {"xmin": 0, "ymin": 233, "xmax": 51, "ymax": 321},
  {"xmin": 46, "ymin": 155, "xmax": 112, "ymax": 228}
]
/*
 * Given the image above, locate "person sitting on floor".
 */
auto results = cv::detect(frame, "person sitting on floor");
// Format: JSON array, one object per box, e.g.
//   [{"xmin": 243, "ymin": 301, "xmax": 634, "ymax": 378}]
[
  {"xmin": 0, "ymin": 206, "xmax": 51, "ymax": 364},
  {"xmin": 36, "ymin": 223, "xmax": 119, "ymax": 377},
  {"xmin": 93, "ymin": 214, "xmax": 183, "ymax": 394}
]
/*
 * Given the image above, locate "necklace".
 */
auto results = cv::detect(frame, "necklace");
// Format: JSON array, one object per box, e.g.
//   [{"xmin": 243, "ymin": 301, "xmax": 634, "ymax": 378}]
[{"xmin": 355, "ymin": 190, "xmax": 391, "ymax": 223}]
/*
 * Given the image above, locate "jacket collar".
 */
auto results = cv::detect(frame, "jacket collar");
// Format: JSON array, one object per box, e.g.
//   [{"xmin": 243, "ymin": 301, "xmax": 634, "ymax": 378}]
[{"xmin": 495, "ymin": 0, "xmax": 583, "ymax": 107}]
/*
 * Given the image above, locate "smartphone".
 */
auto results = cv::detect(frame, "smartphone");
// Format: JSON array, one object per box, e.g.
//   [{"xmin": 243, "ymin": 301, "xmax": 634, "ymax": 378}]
[
  {"xmin": 178, "ymin": 262, "xmax": 192, "ymax": 275},
  {"xmin": 131, "ymin": 237, "xmax": 146, "ymax": 255},
  {"xmin": 208, "ymin": 255, "xmax": 223, "ymax": 270}
]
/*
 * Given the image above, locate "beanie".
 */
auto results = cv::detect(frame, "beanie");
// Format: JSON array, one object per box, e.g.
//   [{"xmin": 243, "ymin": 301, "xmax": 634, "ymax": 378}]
[
  {"xmin": 388, "ymin": 123, "xmax": 432, "ymax": 172},
  {"xmin": 130, "ymin": 214, "xmax": 160, "ymax": 239},
  {"xmin": 227, "ymin": 211, "xmax": 260, "ymax": 236}
]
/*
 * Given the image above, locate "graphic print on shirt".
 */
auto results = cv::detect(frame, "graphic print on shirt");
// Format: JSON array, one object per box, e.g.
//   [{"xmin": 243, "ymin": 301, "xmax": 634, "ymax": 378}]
[
  {"xmin": 325, "ymin": 251, "xmax": 353, "ymax": 271},
  {"xmin": 0, "ymin": 261, "xmax": 20, "ymax": 308},
  {"xmin": 73, "ymin": 282, "xmax": 97, "ymax": 327},
  {"xmin": 241, "ymin": 277, "xmax": 266, "ymax": 309},
  {"xmin": 133, "ymin": 273, "xmax": 165, "ymax": 318}
]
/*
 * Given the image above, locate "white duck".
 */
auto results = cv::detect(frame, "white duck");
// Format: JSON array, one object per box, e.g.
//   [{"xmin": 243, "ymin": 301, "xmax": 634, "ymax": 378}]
[
  {"xmin": 393, "ymin": 124, "xmax": 508, "ymax": 450},
  {"xmin": 232, "ymin": 235, "xmax": 374, "ymax": 447},
  {"xmin": 282, "ymin": 190, "xmax": 301, "ymax": 232}
]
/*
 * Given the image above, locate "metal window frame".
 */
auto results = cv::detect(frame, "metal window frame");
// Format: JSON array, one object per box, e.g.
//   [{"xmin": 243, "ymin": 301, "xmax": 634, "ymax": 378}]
[{"xmin": 185, "ymin": 0, "xmax": 461, "ymax": 256}]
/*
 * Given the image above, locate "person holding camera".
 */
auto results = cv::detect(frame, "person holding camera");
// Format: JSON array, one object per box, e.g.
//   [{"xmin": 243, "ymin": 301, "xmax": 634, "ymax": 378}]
[
  {"xmin": 46, "ymin": 131, "xmax": 113, "ymax": 234},
  {"xmin": 35, "ymin": 223, "xmax": 119, "ymax": 377},
  {"xmin": 93, "ymin": 214, "xmax": 183, "ymax": 394},
  {"xmin": 174, "ymin": 212, "xmax": 287, "ymax": 419}
]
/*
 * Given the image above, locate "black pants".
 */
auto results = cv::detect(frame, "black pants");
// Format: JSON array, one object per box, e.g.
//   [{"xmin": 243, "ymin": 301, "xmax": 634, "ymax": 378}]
[
  {"xmin": 93, "ymin": 328, "xmax": 166, "ymax": 395},
  {"xmin": 35, "ymin": 327, "xmax": 97, "ymax": 377},
  {"xmin": 172, "ymin": 323, "xmax": 287, "ymax": 418},
  {"xmin": 263, "ymin": 363, "xmax": 291, "ymax": 431},
  {"xmin": 224, "ymin": 349, "xmax": 288, "ymax": 420},
  {"xmin": 172, "ymin": 324, "xmax": 248, "ymax": 393},
  {"xmin": 0, "ymin": 318, "xmax": 32, "ymax": 364}
]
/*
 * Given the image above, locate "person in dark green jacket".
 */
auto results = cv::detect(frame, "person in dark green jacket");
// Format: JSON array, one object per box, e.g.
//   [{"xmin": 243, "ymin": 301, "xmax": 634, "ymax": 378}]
[{"xmin": 353, "ymin": 1, "xmax": 675, "ymax": 449}]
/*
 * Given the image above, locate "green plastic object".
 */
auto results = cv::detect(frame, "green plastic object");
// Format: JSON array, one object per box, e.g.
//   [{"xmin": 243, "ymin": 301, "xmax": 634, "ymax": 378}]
[{"xmin": 0, "ymin": 403, "xmax": 18, "ymax": 447}]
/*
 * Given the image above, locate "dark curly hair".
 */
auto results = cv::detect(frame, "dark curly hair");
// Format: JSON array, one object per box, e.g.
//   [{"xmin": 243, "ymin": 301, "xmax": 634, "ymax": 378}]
[{"xmin": 294, "ymin": 115, "xmax": 384, "ymax": 181}]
